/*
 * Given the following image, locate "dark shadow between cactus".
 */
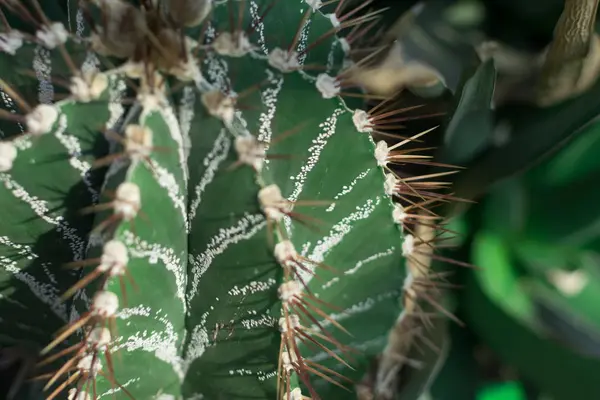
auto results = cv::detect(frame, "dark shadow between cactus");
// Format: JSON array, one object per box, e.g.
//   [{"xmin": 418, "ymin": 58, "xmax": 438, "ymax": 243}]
[
  {"xmin": 0, "ymin": 179, "xmax": 104, "ymax": 399},
  {"xmin": 181, "ymin": 262, "xmax": 283, "ymax": 400},
  {"xmin": 0, "ymin": 122, "xmax": 109, "ymax": 398}
]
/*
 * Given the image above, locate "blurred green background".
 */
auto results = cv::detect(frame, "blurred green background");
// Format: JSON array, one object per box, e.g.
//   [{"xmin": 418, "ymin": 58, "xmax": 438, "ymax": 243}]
[{"xmin": 364, "ymin": 1, "xmax": 600, "ymax": 399}]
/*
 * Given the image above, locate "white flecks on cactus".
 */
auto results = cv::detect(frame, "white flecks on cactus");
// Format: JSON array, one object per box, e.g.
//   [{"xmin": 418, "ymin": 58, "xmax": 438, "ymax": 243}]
[
  {"xmin": 114, "ymin": 182, "xmax": 141, "ymax": 220},
  {"xmin": 25, "ymin": 104, "xmax": 59, "ymax": 136},
  {"xmin": 0, "ymin": 141, "xmax": 17, "ymax": 172},
  {"xmin": 392, "ymin": 204, "xmax": 406, "ymax": 224},
  {"xmin": 258, "ymin": 184, "xmax": 291, "ymax": 221},
  {"xmin": 374, "ymin": 140, "xmax": 389, "ymax": 167},
  {"xmin": 277, "ymin": 280, "xmax": 303, "ymax": 302},
  {"xmin": 402, "ymin": 234, "xmax": 415, "ymax": 256},
  {"xmin": 268, "ymin": 48, "xmax": 300, "ymax": 73},
  {"xmin": 0, "ymin": 30, "xmax": 24, "ymax": 55},
  {"xmin": 201, "ymin": 90, "xmax": 236, "ymax": 125},
  {"xmin": 187, "ymin": 213, "xmax": 266, "ymax": 301},
  {"xmin": 234, "ymin": 136, "xmax": 266, "ymax": 171},
  {"xmin": 86, "ymin": 327, "xmax": 112, "ymax": 349},
  {"xmin": 213, "ymin": 31, "xmax": 254, "ymax": 57},
  {"xmin": 36, "ymin": 22, "xmax": 69, "ymax": 49},
  {"xmin": 99, "ymin": 240, "xmax": 129, "ymax": 276},
  {"xmin": 68, "ymin": 388, "xmax": 91, "ymax": 400},
  {"xmin": 315, "ymin": 73, "xmax": 340, "ymax": 99},
  {"xmin": 77, "ymin": 353, "xmax": 103, "ymax": 375},
  {"xmin": 352, "ymin": 109, "xmax": 372, "ymax": 133},
  {"xmin": 305, "ymin": 0, "xmax": 323, "ymax": 11},
  {"xmin": 92, "ymin": 291, "xmax": 119, "ymax": 318},
  {"xmin": 384, "ymin": 173, "xmax": 397, "ymax": 196},
  {"xmin": 188, "ymin": 129, "xmax": 230, "ymax": 223},
  {"xmin": 125, "ymin": 124, "xmax": 153, "ymax": 159},
  {"xmin": 274, "ymin": 240, "xmax": 297, "ymax": 265},
  {"xmin": 70, "ymin": 72, "xmax": 109, "ymax": 102}
]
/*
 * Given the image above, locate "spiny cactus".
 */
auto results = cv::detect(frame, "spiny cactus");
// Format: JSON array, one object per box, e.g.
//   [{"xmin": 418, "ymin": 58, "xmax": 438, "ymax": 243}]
[{"xmin": 0, "ymin": 1, "xmax": 458, "ymax": 399}]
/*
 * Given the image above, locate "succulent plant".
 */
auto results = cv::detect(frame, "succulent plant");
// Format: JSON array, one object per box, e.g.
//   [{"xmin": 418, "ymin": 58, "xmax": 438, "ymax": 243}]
[
  {"xmin": 0, "ymin": 1, "xmax": 459, "ymax": 399},
  {"xmin": 459, "ymin": 118, "xmax": 600, "ymax": 400}
]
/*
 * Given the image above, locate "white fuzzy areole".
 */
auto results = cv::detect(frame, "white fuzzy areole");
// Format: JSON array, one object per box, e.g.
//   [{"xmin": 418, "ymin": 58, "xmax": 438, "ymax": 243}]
[
  {"xmin": 258, "ymin": 184, "xmax": 290, "ymax": 221},
  {"xmin": 352, "ymin": 109, "xmax": 372, "ymax": 133},
  {"xmin": 114, "ymin": 182, "xmax": 141, "ymax": 220},
  {"xmin": 68, "ymin": 388, "xmax": 91, "ymax": 400},
  {"xmin": 374, "ymin": 140, "xmax": 389, "ymax": 167},
  {"xmin": 277, "ymin": 280, "xmax": 303, "ymax": 302},
  {"xmin": 213, "ymin": 31, "xmax": 253, "ymax": 57},
  {"xmin": 384, "ymin": 174, "xmax": 397, "ymax": 196},
  {"xmin": 392, "ymin": 204, "xmax": 406, "ymax": 224},
  {"xmin": 125, "ymin": 124, "xmax": 153, "ymax": 159},
  {"xmin": 87, "ymin": 327, "xmax": 112, "ymax": 348},
  {"xmin": 36, "ymin": 22, "xmax": 68, "ymax": 49},
  {"xmin": 268, "ymin": 48, "xmax": 300, "ymax": 73},
  {"xmin": 328, "ymin": 13, "xmax": 340, "ymax": 27},
  {"xmin": 402, "ymin": 234, "xmax": 415, "ymax": 256},
  {"xmin": 201, "ymin": 90, "xmax": 236, "ymax": 125},
  {"xmin": 0, "ymin": 141, "xmax": 17, "ymax": 172},
  {"xmin": 288, "ymin": 387, "xmax": 303, "ymax": 400},
  {"xmin": 281, "ymin": 351, "xmax": 298, "ymax": 374},
  {"xmin": 234, "ymin": 136, "xmax": 265, "ymax": 171},
  {"xmin": 120, "ymin": 61, "xmax": 146, "ymax": 79},
  {"xmin": 274, "ymin": 240, "xmax": 296, "ymax": 264},
  {"xmin": 70, "ymin": 72, "xmax": 108, "ymax": 102},
  {"xmin": 92, "ymin": 291, "xmax": 119, "ymax": 317},
  {"xmin": 0, "ymin": 30, "xmax": 24, "ymax": 55},
  {"xmin": 25, "ymin": 104, "xmax": 59, "ymax": 136},
  {"xmin": 305, "ymin": 0, "xmax": 323, "ymax": 10},
  {"xmin": 170, "ymin": 57, "xmax": 201, "ymax": 82},
  {"xmin": 315, "ymin": 73, "xmax": 340, "ymax": 99},
  {"xmin": 77, "ymin": 354, "xmax": 103, "ymax": 375},
  {"xmin": 99, "ymin": 239, "xmax": 128, "ymax": 276},
  {"xmin": 278, "ymin": 314, "xmax": 301, "ymax": 332}
]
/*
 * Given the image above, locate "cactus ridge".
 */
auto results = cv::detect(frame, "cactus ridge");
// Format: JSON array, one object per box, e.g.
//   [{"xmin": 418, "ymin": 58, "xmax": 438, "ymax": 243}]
[{"xmin": 0, "ymin": 1, "xmax": 461, "ymax": 399}]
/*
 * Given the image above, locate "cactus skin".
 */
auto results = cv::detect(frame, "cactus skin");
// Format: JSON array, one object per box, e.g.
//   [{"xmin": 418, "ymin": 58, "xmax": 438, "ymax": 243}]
[{"xmin": 0, "ymin": 1, "xmax": 454, "ymax": 399}]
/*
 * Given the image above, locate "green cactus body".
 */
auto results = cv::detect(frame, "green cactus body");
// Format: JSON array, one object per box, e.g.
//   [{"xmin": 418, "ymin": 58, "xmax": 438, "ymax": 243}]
[{"xmin": 0, "ymin": 1, "xmax": 449, "ymax": 399}]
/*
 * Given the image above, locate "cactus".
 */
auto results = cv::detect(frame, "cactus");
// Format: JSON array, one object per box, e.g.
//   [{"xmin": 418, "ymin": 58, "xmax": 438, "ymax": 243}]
[{"xmin": 0, "ymin": 1, "xmax": 458, "ymax": 399}]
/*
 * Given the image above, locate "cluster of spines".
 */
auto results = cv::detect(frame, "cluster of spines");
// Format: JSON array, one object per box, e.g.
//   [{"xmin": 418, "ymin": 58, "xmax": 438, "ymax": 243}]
[
  {"xmin": 355, "ymin": 97, "xmax": 475, "ymax": 398},
  {"xmin": 0, "ymin": 1, "xmax": 467, "ymax": 399}
]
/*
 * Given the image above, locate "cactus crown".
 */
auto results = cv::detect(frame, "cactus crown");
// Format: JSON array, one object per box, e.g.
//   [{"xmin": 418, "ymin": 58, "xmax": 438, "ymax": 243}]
[{"xmin": 0, "ymin": 1, "xmax": 458, "ymax": 399}]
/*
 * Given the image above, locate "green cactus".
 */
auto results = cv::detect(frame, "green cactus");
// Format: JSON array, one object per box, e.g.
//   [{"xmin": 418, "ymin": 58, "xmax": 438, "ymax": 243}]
[{"xmin": 0, "ymin": 1, "xmax": 459, "ymax": 399}]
